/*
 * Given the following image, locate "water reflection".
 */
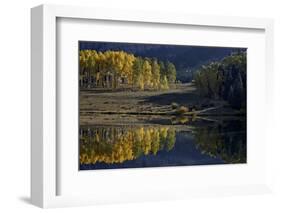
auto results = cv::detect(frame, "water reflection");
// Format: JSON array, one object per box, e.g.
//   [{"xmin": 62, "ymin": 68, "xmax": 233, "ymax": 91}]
[
  {"xmin": 194, "ymin": 120, "xmax": 246, "ymax": 164},
  {"xmin": 80, "ymin": 126, "xmax": 176, "ymax": 165},
  {"xmin": 79, "ymin": 119, "xmax": 246, "ymax": 170}
]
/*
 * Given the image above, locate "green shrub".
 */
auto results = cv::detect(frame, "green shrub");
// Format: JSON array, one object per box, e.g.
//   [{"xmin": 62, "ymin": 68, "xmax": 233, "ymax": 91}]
[{"xmin": 171, "ymin": 102, "xmax": 179, "ymax": 109}]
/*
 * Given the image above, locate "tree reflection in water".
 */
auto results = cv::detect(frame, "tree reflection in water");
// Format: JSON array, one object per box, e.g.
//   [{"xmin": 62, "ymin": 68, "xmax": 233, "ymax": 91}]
[
  {"xmin": 193, "ymin": 120, "xmax": 246, "ymax": 163},
  {"xmin": 79, "ymin": 119, "xmax": 246, "ymax": 167},
  {"xmin": 79, "ymin": 126, "xmax": 176, "ymax": 165}
]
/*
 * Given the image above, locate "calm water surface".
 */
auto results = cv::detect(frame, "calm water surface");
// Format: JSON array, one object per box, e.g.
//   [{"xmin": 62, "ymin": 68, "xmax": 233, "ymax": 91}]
[{"xmin": 79, "ymin": 117, "xmax": 246, "ymax": 170}]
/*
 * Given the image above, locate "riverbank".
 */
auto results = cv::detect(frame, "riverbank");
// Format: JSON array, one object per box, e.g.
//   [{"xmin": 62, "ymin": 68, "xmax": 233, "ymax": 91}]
[{"xmin": 80, "ymin": 83, "xmax": 245, "ymax": 126}]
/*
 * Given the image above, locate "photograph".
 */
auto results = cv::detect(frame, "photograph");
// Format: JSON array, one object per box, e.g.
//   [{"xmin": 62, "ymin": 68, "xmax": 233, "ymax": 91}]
[{"xmin": 79, "ymin": 41, "xmax": 247, "ymax": 170}]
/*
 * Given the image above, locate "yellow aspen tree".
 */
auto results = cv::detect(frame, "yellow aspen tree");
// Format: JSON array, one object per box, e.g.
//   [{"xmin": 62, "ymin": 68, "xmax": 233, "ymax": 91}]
[
  {"xmin": 142, "ymin": 59, "xmax": 152, "ymax": 88},
  {"xmin": 151, "ymin": 59, "xmax": 161, "ymax": 89}
]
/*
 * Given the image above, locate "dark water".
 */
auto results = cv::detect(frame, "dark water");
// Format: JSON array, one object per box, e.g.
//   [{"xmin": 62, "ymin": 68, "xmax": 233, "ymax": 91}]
[{"xmin": 79, "ymin": 118, "xmax": 246, "ymax": 170}]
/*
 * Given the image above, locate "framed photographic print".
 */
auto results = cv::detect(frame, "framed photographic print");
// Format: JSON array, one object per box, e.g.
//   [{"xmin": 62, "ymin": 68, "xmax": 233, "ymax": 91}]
[
  {"xmin": 78, "ymin": 41, "xmax": 247, "ymax": 170},
  {"xmin": 31, "ymin": 4, "xmax": 274, "ymax": 208}
]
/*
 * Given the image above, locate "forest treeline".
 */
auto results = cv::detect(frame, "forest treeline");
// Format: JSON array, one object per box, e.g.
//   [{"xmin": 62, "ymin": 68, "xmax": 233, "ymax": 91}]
[
  {"xmin": 194, "ymin": 52, "xmax": 246, "ymax": 109},
  {"xmin": 79, "ymin": 50, "xmax": 176, "ymax": 90}
]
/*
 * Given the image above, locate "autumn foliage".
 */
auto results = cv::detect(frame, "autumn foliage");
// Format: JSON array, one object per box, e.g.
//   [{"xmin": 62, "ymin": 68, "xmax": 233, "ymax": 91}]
[
  {"xmin": 79, "ymin": 126, "xmax": 176, "ymax": 165},
  {"xmin": 79, "ymin": 50, "xmax": 176, "ymax": 90}
]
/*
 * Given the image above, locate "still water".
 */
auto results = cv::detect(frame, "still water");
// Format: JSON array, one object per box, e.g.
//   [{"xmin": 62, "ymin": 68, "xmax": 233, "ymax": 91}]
[{"xmin": 79, "ymin": 118, "xmax": 246, "ymax": 170}]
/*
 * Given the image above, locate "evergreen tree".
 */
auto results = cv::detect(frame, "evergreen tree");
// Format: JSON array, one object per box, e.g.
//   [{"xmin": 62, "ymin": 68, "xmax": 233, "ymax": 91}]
[{"xmin": 194, "ymin": 52, "xmax": 246, "ymax": 109}]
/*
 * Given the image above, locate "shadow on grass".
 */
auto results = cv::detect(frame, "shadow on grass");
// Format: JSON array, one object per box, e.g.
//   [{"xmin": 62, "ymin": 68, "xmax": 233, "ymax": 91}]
[{"xmin": 142, "ymin": 90, "xmax": 209, "ymax": 106}]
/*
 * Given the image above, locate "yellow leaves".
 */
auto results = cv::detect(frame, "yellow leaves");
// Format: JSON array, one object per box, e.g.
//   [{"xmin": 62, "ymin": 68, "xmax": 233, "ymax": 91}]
[
  {"xmin": 96, "ymin": 72, "xmax": 100, "ymax": 81},
  {"xmin": 94, "ymin": 133, "xmax": 100, "ymax": 142},
  {"xmin": 79, "ymin": 126, "xmax": 176, "ymax": 165},
  {"xmin": 151, "ymin": 60, "xmax": 161, "ymax": 89},
  {"xmin": 160, "ymin": 76, "xmax": 169, "ymax": 90},
  {"xmin": 142, "ymin": 60, "xmax": 152, "ymax": 87},
  {"xmin": 143, "ymin": 130, "xmax": 152, "ymax": 155},
  {"xmin": 160, "ymin": 127, "xmax": 168, "ymax": 139},
  {"xmin": 80, "ymin": 49, "xmax": 176, "ymax": 90}
]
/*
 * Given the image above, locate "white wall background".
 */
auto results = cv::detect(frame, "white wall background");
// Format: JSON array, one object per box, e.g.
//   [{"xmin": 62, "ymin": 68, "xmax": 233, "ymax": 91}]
[{"xmin": 0, "ymin": 0, "xmax": 280, "ymax": 212}]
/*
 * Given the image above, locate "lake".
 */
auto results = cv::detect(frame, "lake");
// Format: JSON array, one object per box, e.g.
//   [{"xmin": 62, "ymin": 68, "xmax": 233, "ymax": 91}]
[{"xmin": 79, "ymin": 117, "xmax": 246, "ymax": 170}]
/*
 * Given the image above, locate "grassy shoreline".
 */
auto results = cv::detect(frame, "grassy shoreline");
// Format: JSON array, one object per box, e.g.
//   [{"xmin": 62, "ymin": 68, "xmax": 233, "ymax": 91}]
[{"xmin": 79, "ymin": 83, "xmax": 245, "ymax": 126}]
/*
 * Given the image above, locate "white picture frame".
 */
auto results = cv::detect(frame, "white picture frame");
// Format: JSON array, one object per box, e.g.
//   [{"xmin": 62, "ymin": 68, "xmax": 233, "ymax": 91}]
[{"xmin": 31, "ymin": 4, "xmax": 274, "ymax": 208}]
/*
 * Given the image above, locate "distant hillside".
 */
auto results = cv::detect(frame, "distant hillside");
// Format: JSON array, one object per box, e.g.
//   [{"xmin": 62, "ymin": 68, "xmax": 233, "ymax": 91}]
[{"xmin": 79, "ymin": 41, "xmax": 246, "ymax": 82}]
